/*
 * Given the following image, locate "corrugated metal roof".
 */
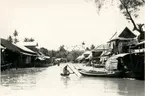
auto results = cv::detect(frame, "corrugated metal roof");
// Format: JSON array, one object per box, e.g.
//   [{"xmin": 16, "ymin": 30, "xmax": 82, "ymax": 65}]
[
  {"xmin": 94, "ymin": 44, "xmax": 109, "ymax": 51},
  {"xmin": 1, "ymin": 38, "xmax": 37, "ymax": 56},
  {"xmin": 109, "ymin": 53, "xmax": 129, "ymax": 59},
  {"xmin": 22, "ymin": 42, "xmax": 38, "ymax": 46},
  {"xmin": 14, "ymin": 43, "xmax": 36, "ymax": 54},
  {"xmin": 20, "ymin": 52, "xmax": 37, "ymax": 56},
  {"xmin": 1, "ymin": 38, "xmax": 21, "ymax": 53},
  {"xmin": 25, "ymin": 46, "xmax": 40, "ymax": 55}
]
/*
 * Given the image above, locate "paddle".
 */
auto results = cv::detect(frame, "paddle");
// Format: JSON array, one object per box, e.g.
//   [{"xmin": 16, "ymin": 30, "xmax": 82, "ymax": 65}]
[
  {"xmin": 67, "ymin": 65, "xmax": 78, "ymax": 76},
  {"xmin": 75, "ymin": 64, "xmax": 81, "ymax": 69},
  {"xmin": 73, "ymin": 65, "xmax": 77, "ymax": 70}
]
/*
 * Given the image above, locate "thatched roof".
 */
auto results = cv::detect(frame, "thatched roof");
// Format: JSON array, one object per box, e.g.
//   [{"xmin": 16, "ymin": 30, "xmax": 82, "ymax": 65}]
[
  {"xmin": 118, "ymin": 27, "xmax": 136, "ymax": 38},
  {"xmin": 108, "ymin": 27, "xmax": 136, "ymax": 42}
]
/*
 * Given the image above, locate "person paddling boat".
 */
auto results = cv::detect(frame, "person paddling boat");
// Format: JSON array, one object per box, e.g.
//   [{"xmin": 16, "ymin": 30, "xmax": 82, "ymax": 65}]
[
  {"xmin": 61, "ymin": 65, "xmax": 74, "ymax": 76},
  {"xmin": 63, "ymin": 65, "xmax": 70, "ymax": 75}
]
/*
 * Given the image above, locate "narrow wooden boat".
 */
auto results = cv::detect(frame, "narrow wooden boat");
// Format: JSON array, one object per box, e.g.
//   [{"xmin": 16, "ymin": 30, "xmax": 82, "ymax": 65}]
[
  {"xmin": 94, "ymin": 64, "xmax": 105, "ymax": 68},
  {"xmin": 60, "ymin": 73, "xmax": 70, "ymax": 77},
  {"xmin": 79, "ymin": 69, "xmax": 121, "ymax": 78}
]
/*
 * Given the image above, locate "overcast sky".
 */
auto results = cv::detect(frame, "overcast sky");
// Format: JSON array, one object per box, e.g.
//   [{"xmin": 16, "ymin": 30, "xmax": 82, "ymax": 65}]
[{"xmin": 0, "ymin": 0, "xmax": 145, "ymax": 50}]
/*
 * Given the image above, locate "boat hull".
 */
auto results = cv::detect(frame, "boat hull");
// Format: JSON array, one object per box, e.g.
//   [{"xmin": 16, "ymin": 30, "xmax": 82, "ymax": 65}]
[
  {"xmin": 79, "ymin": 70, "xmax": 122, "ymax": 78},
  {"xmin": 60, "ymin": 73, "xmax": 70, "ymax": 77}
]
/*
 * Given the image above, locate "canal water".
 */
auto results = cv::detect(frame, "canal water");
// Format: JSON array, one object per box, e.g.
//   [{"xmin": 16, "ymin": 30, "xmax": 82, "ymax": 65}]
[{"xmin": 0, "ymin": 63, "xmax": 144, "ymax": 96}]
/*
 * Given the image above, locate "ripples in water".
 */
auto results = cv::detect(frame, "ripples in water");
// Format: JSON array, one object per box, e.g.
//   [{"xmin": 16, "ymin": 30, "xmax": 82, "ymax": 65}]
[{"xmin": 0, "ymin": 65, "xmax": 144, "ymax": 96}]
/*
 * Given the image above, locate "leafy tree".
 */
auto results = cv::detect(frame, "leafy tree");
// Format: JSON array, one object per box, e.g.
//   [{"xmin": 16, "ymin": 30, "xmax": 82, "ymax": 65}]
[
  {"xmin": 43, "ymin": 46, "xmax": 84, "ymax": 62},
  {"xmin": 66, "ymin": 50, "xmax": 84, "ymax": 62},
  {"xmin": 49, "ymin": 50, "xmax": 57, "ymax": 57},
  {"xmin": 52, "ymin": 45, "xmax": 67, "ymax": 58},
  {"xmin": 24, "ymin": 37, "xmax": 35, "ymax": 42},
  {"xmin": 85, "ymin": 47, "xmax": 90, "ymax": 51},
  {"xmin": 90, "ymin": 44, "xmax": 95, "ymax": 50},
  {"xmin": 40, "ymin": 47, "xmax": 49, "ymax": 56},
  {"xmin": 93, "ymin": 0, "xmax": 145, "ymax": 41},
  {"xmin": 59, "ymin": 45, "xmax": 66, "ymax": 52},
  {"xmin": 7, "ymin": 36, "xmax": 13, "ymax": 43},
  {"xmin": 67, "ymin": 52, "xmax": 74, "ymax": 62}
]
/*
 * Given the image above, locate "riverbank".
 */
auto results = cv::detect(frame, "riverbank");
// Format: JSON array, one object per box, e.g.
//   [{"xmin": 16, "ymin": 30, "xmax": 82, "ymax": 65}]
[{"xmin": 1, "ymin": 63, "xmax": 54, "ymax": 72}]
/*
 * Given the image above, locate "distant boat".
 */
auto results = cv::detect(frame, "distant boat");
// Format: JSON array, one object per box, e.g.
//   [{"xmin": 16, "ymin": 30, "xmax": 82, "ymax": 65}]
[{"xmin": 79, "ymin": 69, "xmax": 122, "ymax": 78}]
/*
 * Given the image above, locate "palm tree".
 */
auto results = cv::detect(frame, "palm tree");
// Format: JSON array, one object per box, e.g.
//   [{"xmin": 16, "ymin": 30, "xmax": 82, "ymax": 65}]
[
  {"xmin": 13, "ymin": 30, "xmax": 19, "ymax": 44},
  {"xmin": 29, "ymin": 38, "xmax": 35, "ymax": 42},
  {"xmin": 7, "ymin": 36, "xmax": 13, "ymax": 43},
  {"xmin": 82, "ymin": 41, "xmax": 85, "ymax": 45},
  {"xmin": 24, "ymin": 38, "xmax": 29, "ymax": 42},
  {"xmin": 82, "ymin": 41, "xmax": 85, "ymax": 50},
  {"xmin": 13, "ymin": 30, "xmax": 18, "ymax": 37}
]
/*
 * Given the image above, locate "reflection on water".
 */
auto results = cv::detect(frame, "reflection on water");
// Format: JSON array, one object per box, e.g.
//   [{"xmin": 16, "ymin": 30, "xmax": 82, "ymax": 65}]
[
  {"xmin": 1, "ymin": 68, "xmax": 46, "ymax": 90},
  {"xmin": 0, "ymin": 64, "xmax": 144, "ymax": 96},
  {"xmin": 60, "ymin": 76, "xmax": 70, "ymax": 88},
  {"xmin": 79, "ymin": 77, "xmax": 144, "ymax": 96}
]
